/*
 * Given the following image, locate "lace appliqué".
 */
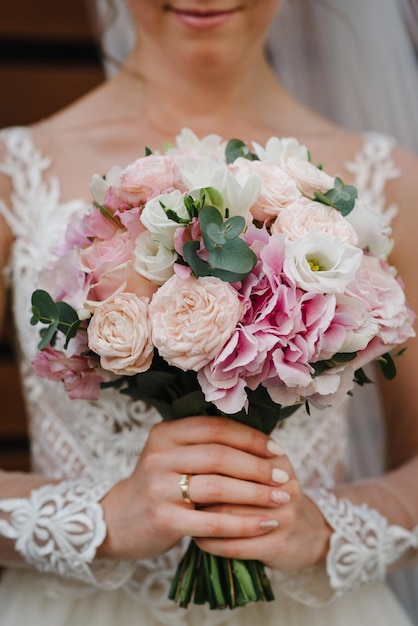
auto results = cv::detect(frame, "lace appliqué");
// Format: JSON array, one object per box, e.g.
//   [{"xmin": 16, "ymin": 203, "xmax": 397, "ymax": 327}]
[
  {"xmin": 0, "ymin": 479, "xmax": 135, "ymax": 589},
  {"xmin": 307, "ymin": 489, "xmax": 418, "ymax": 601}
]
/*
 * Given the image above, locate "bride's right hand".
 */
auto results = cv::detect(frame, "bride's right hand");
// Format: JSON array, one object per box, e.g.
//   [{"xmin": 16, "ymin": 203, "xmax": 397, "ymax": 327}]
[{"xmin": 97, "ymin": 416, "xmax": 295, "ymax": 561}]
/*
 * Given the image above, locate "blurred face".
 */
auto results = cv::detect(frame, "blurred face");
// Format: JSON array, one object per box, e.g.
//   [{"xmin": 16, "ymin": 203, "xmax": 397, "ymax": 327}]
[{"xmin": 126, "ymin": 0, "xmax": 283, "ymax": 67}]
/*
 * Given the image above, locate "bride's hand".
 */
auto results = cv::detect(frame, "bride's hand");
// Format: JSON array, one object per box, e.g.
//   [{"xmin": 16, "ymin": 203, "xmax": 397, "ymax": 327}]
[
  {"xmin": 97, "ymin": 416, "xmax": 291, "ymax": 561},
  {"xmin": 194, "ymin": 453, "xmax": 331, "ymax": 574}
]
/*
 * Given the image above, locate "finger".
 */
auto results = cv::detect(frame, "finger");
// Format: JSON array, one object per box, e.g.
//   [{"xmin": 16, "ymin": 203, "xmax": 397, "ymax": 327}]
[
  {"xmin": 170, "ymin": 443, "xmax": 285, "ymax": 486},
  {"xmin": 150, "ymin": 416, "xmax": 275, "ymax": 458},
  {"xmin": 187, "ymin": 474, "xmax": 292, "ymax": 508},
  {"xmin": 194, "ymin": 534, "xmax": 279, "ymax": 561},
  {"xmin": 166, "ymin": 507, "xmax": 279, "ymax": 539}
]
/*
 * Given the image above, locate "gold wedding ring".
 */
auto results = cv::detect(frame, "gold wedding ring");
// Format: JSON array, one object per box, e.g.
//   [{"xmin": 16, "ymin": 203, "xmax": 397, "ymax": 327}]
[{"xmin": 178, "ymin": 474, "xmax": 193, "ymax": 504}]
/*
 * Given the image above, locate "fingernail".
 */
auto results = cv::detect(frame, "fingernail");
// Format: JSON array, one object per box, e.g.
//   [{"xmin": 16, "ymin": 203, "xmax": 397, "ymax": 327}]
[
  {"xmin": 267, "ymin": 439, "xmax": 286, "ymax": 457},
  {"xmin": 272, "ymin": 468, "xmax": 290, "ymax": 484},
  {"xmin": 260, "ymin": 519, "xmax": 279, "ymax": 531},
  {"xmin": 271, "ymin": 490, "xmax": 291, "ymax": 504}
]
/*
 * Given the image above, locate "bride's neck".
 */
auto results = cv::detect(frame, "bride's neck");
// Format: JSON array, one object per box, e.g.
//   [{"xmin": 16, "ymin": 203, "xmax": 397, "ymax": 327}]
[{"xmin": 105, "ymin": 44, "xmax": 285, "ymax": 138}]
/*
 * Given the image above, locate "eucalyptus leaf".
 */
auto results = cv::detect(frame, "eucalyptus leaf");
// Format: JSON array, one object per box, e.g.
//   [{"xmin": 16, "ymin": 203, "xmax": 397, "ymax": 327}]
[
  {"xmin": 314, "ymin": 177, "xmax": 357, "ymax": 216},
  {"xmin": 31, "ymin": 289, "xmax": 59, "ymax": 321},
  {"xmin": 37, "ymin": 319, "xmax": 59, "ymax": 350},
  {"xmin": 225, "ymin": 139, "xmax": 259, "ymax": 164},
  {"xmin": 209, "ymin": 238, "xmax": 257, "ymax": 274},
  {"xmin": 183, "ymin": 241, "xmax": 212, "ymax": 278}
]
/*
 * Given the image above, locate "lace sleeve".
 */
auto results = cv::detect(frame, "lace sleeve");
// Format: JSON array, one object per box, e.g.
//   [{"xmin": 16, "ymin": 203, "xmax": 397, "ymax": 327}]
[
  {"xmin": 0, "ymin": 478, "xmax": 136, "ymax": 590},
  {"xmin": 276, "ymin": 488, "xmax": 418, "ymax": 606}
]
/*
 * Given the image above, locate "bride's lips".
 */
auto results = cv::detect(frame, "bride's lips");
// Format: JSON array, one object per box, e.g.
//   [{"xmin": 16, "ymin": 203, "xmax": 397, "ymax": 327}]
[{"xmin": 166, "ymin": 6, "xmax": 241, "ymax": 30}]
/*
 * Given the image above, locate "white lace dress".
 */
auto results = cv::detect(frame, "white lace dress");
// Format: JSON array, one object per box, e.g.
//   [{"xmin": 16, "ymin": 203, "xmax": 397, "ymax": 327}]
[{"xmin": 0, "ymin": 128, "xmax": 416, "ymax": 626}]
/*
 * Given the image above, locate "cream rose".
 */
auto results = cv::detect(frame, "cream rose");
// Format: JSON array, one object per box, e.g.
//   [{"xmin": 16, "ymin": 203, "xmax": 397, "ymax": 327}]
[
  {"xmin": 230, "ymin": 158, "xmax": 302, "ymax": 223},
  {"xmin": 284, "ymin": 157, "xmax": 335, "ymax": 198},
  {"xmin": 271, "ymin": 200, "xmax": 359, "ymax": 245},
  {"xmin": 87, "ymin": 293, "xmax": 153, "ymax": 375},
  {"xmin": 149, "ymin": 275, "xmax": 242, "ymax": 371}
]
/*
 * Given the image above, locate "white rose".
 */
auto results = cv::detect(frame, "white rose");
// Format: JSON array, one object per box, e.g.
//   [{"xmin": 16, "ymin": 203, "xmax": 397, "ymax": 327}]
[
  {"xmin": 134, "ymin": 231, "xmax": 178, "ymax": 285},
  {"xmin": 284, "ymin": 232, "xmax": 363, "ymax": 294},
  {"xmin": 271, "ymin": 200, "xmax": 359, "ymax": 245},
  {"xmin": 345, "ymin": 198, "xmax": 392, "ymax": 258},
  {"xmin": 141, "ymin": 189, "xmax": 189, "ymax": 248},
  {"xmin": 284, "ymin": 158, "xmax": 335, "ymax": 198},
  {"xmin": 90, "ymin": 166, "xmax": 123, "ymax": 205},
  {"xmin": 252, "ymin": 136, "xmax": 309, "ymax": 163}
]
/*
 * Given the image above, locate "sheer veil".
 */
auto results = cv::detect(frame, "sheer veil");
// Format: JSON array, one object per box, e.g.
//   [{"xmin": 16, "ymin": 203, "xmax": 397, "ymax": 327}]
[{"xmin": 88, "ymin": 0, "xmax": 418, "ymax": 619}]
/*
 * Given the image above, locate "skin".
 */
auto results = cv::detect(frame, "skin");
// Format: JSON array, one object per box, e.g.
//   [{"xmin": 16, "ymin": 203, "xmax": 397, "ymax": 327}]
[{"xmin": 0, "ymin": 0, "xmax": 418, "ymax": 576}]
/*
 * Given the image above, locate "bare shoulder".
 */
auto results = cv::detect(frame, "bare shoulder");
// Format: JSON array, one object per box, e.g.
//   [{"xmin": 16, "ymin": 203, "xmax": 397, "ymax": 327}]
[{"xmin": 0, "ymin": 137, "xmax": 14, "ymax": 268}]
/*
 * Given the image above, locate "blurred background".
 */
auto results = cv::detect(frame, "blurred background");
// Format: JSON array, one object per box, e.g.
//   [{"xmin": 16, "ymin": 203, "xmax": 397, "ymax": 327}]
[{"xmin": 0, "ymin": 0, "xmax": 104, "ymax": 470}]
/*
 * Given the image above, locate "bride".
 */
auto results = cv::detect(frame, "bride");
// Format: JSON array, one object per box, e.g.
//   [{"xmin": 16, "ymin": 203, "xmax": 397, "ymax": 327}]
[{"xmin": 0, "ymin": 0, "xmax": 417, "ymax": 624}]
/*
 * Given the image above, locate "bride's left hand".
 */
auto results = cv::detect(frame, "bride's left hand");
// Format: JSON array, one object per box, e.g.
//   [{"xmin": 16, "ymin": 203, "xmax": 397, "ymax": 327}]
[{"xmin": 193, "ymin": 450, "xmax": 331, "ymax": 573}]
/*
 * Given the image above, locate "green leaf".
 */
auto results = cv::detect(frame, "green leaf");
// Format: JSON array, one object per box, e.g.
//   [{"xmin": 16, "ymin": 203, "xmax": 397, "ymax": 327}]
[
  {"xmin": 314, "ymin": 177, "xmax": 357, "ymax": 216},
  {"xmin": 354, "ymin": 367, "xmax": 375, "ymax": 386},
  {"xmin": 330, "ymin": 352, "xmax": 357, "ymax": 363},
  {"xmin": 145, "ymin": 146, "xmax": 152, "ymax": 156},
  {"xmin": 31, "ymin": 289, "xmax": 59, "ymax": 321},
  {"xmin": 56, "ymin": 301, "xmax": 81, "ymax": 349},
  {"xmin": 378, "ymin": 352, "xmax": 397, "ymax": 380},
  {"xmin": 37, "ymin": 318, "xmax": 59, "ymax": 350},
  {"xmin": 225, "ymin": 139, "xmax": 259, "ymax": 164},
  {"xmin": 183, "ymin": 241, "xmax": 212, "ymax": 278},
  {"xmin": 172, "ymin": 390, "xmax": 210, "ymax": 419},
  {"xmin": 209, "ymin": 238, "xmax": 257, "ymax": 274}
]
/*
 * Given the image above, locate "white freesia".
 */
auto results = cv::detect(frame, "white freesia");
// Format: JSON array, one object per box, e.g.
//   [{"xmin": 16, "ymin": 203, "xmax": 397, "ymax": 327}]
[
  {"xmin": 345, "ymin": 198, "xmax": 392, "ymax": 259},
  {"xmin": 134, "ymin": 231, "xmax": 177, "ymax": 285},
  {"xmin": 90, "ymin": 166, "xmax": 123, "ymax": 204},
  {"xmin": 284, "ymin": 231, "xmax": 363, "ymax": 294},
  {"xmin": 252, "ymin": 136, "xmax": 309, "ymax": 164},
  {"xmin": 140, "ymin": 189, "xmax": 189, "ymax": 249},
  {"xmin": 181, "ymin": 156, "xmax": 260, "ymax": 220},
  {"xmin": 169, "ymin": 128, "xmax": 225, "ymax": 158}
]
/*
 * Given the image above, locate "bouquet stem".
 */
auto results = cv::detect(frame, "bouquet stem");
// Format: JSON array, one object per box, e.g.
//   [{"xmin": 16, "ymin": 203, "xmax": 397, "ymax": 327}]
[{"xmin": 168, "ymin": 539, "xmax": 275, "ymax": 609}]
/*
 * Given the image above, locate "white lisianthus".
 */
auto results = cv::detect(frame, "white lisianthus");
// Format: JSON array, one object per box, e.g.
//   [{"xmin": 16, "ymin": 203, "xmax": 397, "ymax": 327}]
[
  {"xmin": 134, "ymin": 231, "xmax": 178, "ymax": 285},
  {"xmin": 90, "ymin": 166, "xmax": 123, "ymax": 204},
  {"xmin": 252, "ymin": 136, "xmax": 309, "ymax": 164},
  {"xmin": 140, "ymin": 189, "xmax": 189, "ymax": 249},
  {"xmin": 345, "ymin": 199, "xmax": 392, "ymax": 259},
  {"xmin": 284, "ymin": 232, "xmax": 363, "ymax": 294},
  {"xmin": 180, "ymin": 156, "xmax": 260, "ymax": 220}
]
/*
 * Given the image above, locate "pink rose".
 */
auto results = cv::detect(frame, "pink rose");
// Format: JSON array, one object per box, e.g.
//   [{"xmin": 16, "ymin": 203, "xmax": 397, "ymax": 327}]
[
  {"xmin": 271, "ymin": 200, "xmax": 359, "ymax": 245},
  {"xmin": 87, "ymin": 293, "xmax": 154, "ymax": 375},
  {"xmin": 119, "ymin": 155, "xmax": 181, "ymax": 204},
  {"xmin": 149, "ymin": 275, "xmax": 243, "ymax": 371}
]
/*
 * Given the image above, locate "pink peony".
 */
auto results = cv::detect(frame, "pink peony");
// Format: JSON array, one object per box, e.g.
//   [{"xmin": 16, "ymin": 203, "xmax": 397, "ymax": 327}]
[
  {"xmin": 87, "ymin": 293, "xmax": 154, "ymax": 376},
  {"xmin": 149, "ymin": 275, "xmax": 243, "ymax": 371}
]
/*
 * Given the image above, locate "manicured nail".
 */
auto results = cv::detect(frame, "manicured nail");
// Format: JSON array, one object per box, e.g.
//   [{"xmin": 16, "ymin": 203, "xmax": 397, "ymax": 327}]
[
  {"xmin": 267, "ymin": 439, "xmax": 286, "ymax": 457},
  {"xmin": 271, "ymin": 490, "xmax": 291, "ymax": 504},
  {"xmin": 260, "ymin": 519, "xmax": 279, "ymax": 531},
  {"xmin": 272, "ymin": 468, "xmax": 290, "ymax": 484}
]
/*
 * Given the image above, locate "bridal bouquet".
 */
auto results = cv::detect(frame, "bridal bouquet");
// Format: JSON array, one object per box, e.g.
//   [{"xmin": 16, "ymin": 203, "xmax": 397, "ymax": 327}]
[{"xmin": 31, "ymin": 128, "xmax": 415, "ymax": 609}]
